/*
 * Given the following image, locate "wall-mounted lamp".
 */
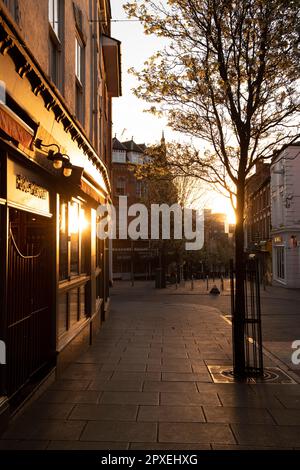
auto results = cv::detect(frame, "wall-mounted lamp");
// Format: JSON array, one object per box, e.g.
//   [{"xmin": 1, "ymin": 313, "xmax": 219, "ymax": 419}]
[
  {"xmin": 63, "ymin": 159, "xmax": 73, "ymax": 178},
  {"xmin": 47, "ymin": 150, "xmax": 65, "ymax": 170},
  {"xmin": 34, "ymin": 138, "xmax": 60, "ymax": 154},
  {"xmin": 34, "ymin": 139, "xmax": 73, "ymax": 177}
]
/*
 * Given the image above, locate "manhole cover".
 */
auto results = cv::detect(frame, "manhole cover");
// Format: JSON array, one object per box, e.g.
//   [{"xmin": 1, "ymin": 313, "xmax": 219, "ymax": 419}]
[{"xmin": 208, "ymin": 365, "xmax": 296, "ymax": 384}]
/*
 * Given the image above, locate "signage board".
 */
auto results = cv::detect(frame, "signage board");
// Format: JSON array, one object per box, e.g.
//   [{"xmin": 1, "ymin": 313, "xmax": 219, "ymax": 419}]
[{"xmin": 7, "ymin": 158, "xmax": 51, "ymax": 216}]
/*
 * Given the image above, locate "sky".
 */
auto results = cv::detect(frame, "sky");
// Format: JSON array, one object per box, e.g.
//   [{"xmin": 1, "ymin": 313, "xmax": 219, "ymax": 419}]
[{"xmin": 110, "ymin": 1, "xmax": 236, "ymax": 224}]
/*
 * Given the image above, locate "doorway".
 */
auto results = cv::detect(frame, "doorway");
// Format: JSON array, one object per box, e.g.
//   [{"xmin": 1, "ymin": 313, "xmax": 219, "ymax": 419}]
[{"xmin": 6, "ymin": 209, "xmax": 54, "ymax": 399}]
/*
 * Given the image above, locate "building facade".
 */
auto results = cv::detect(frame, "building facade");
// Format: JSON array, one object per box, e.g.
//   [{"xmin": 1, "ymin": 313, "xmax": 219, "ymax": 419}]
[
  {"xmin": 271, "ymin": 144, "xmax": 300, "ymax": 288},
  {"xmin": 111, "ymin": 137, "xmax": 155, "ymax": 280},
  {"xmin": 201, "ymin": 209, "xmax": 233, "ymax": 276},
  {"xmin": 244, "ymin": 162, "xmax": 272, "ymax": 284},
  {"xmin": 0, "ymin": 0, "xmax": 121, "ymax": 425}
]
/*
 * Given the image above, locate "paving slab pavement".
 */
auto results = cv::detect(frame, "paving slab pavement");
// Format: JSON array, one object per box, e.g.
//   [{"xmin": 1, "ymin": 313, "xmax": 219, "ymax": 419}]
[{"xmin": 0, "ymin": 281, "xmax": 300, "ymax": 450}]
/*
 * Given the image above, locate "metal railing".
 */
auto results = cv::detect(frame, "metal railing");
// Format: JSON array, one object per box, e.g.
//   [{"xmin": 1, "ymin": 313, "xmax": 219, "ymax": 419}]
[
  {"xmin": 230, "ymin": 257, "xmax": 264, "ymax": 377},
  {"xmin": 6, "ymin": 230, "xmax": 52, "ymax": 397}
]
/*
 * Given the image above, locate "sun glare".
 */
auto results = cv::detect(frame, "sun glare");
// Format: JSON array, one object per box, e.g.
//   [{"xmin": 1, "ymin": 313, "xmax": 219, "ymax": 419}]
[{"xmin": 209, "ymin": 195, "xmax": 236, "ymax": 225}]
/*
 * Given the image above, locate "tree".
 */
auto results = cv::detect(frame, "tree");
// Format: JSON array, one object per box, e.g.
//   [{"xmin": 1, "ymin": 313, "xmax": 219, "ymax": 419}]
[
  {"xmin": 125, "ymin": 0, "xmax": 300, "ymax": 375},
  {"xmin": 135, "ymin": 140, "xmax": 184, "ymax": 286}
]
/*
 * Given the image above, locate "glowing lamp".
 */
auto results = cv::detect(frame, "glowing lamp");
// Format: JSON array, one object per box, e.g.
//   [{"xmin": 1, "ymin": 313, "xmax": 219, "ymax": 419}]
[
  {"xmin": 48, "ymin": 150, "xmax": 64, "ymax": 169},
  {"xmin": 63, "ymin": 160, "xmax": 73, "ymax": 177}
]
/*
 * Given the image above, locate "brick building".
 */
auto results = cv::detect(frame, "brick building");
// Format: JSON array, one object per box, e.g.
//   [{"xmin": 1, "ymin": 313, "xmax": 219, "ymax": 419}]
[
  {"xmin": 244, "ymin": 162, "xmax": 272, "ymax": 283},
  {"xmin": 201, "ymin": 209, "xmax": 233, "ymax": 275},
  {"xmin": 111, "ymin": 137, "xmax": 155, "ymax": 280},
  {"xmin": 0, "ymin": 0, "xmax": 121, "ymax": 425}
]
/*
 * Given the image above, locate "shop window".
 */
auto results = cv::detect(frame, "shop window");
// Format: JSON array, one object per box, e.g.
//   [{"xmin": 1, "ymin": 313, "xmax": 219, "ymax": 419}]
[
  {"xmin": 79, "ymin": 285, "xmax": 85, "ymax": 318},
  {"xmin": 69, "ymin": 288, "xmax": 79, "ymax": 327},
  {"xmin": 59, "ymin": 200, "xmax": 68, "ymax": 280},
  {"xmin": 95, "ymin": 219, "xmax": 104, "ymax": 306},
  {"xmin": 80, "ymin": 208, "xmax": 88, "ymax": 274},
  {"xmin": 70, "ymin": 201, "xmax": 80, "ymax": 276},
  {"xmin": 96, "ymin": 222, "xmax": 103, "ymax": 269},
  {"xmin": 58, "ymin": 293, "xmax": 68, "ymax": 336},
  {"xmin": 276, "ymin": 246, "xmax": 285, "ymax": 280},
  {"xmin": 58, "ymin": 286, "xmax": 87, "ymax": 338},
  {"xmin": 59, "ymin": 199, "xmax": 89, "ymax": 281}
]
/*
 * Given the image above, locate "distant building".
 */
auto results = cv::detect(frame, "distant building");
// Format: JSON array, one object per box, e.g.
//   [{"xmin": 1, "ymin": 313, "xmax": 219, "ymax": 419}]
[
  {"xmin": 202, "ymin": 209, "xmax": 233, "ymax": 274},
  {"xmin": 228, "ymin": 223, "xmax": 235, "ymax": 240},
  {"xmin": 111, "ymin": 137, "xmax": 154, "ymax": 280},
  {"xmin": 244, "ymin": 162, "xmax": 272, "ymax": 283},
  {"xmin": 271, "ymin": 144, "xmax": 300, "ymax": 288},
  {"xmin": 204, "ymin": 209, "xmax": 227, "ymax": 244}
]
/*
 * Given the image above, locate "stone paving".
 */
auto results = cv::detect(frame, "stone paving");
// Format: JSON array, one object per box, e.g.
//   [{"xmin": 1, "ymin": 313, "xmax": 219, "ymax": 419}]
[
  {"xmin": 1, "ymin": 282, "xmax": 300, "ymax": 450},
  {"xmin": 153, "ymin": 279, "xmax": 300, "ymax": 377}
]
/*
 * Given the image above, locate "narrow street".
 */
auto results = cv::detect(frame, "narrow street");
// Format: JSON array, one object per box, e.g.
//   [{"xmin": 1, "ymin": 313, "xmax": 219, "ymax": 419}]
[{"xmin": 1, "ymin": 282, "xmax": 300, "ymax": 450}]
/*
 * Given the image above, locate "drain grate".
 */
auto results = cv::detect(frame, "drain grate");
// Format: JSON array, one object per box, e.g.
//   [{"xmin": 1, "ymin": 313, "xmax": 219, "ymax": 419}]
[{"xmin": 208, "ymin": 365, "xmax": 296, "ymax": 384}]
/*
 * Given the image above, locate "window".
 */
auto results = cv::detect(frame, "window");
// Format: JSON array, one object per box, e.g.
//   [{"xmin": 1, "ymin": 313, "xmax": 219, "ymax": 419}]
[
  {"xmin": 112, "ymin": 151, "xmax": 126, "ymax": 163},
  {"xmin": 3, "ymin": 0, "xmax": 18, "ymax": 21},
  {"xmin": 70, "ymin": 201, "xmax": 80, "ymax": 276},
  {"xmin": 136, "ymin": 181, "xmax": 142, "ymax": 198},
  {"xmin": 116, "ymin": 177, "xmax": 126, "ymax": 196},
  {"xmin": 59, "ymin": 199, "xmax": 89, "ymax": 281},
  {"xmin": 58, "ymin": 199, "xmax": 90, "ymax": 338},
  {"xmin": 49, "ymin": 0, "xmax": 60, "ymax": 38},
  {"xmin": 59, "ymin": 200, "xmax": 68, "ymax": 280},
  {"xmin": 75, "ymin": 37, "xmax": 85, "ymax": 123},
  {"xmin": 58, "ymin": 293, "xmax": 68, "ymax": 337},
  {"xmin": 130, "ymin": 153, "xmax": 140, "ymax": 164},
  {"xmin": 58, "ymin": 286, "xmax": 87, "ymax": 338},
  {"xmin": 49, "ymin": 39, "xmax": 60, "ymax": 87},
  {"xmin": 96, "ymin": 232, "xmax": 104, "ymax": 306},
  {"xmin": 75, "ymin": 37, "xmax": 83, "ymax": 83},
  {"xmin": 276, "ymin": 246, "xmax": 285, "ymax": 280},
  {"xmin": 48, "ymin": 0, "xmax": 63, "ymax": 90}
]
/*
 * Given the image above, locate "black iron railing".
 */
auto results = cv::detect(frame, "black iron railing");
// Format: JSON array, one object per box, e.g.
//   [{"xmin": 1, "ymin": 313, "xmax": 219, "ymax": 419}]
[
  {"xmin": 6, "ymin": 230, "xmax": 52, "ymax": 397},
  {"xmin": 230, "ymin": 257, "xmax": 264, "ymax": 377}
]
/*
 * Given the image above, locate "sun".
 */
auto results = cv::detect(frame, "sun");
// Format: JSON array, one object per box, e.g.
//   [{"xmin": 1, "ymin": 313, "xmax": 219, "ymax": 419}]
[{"xmin": 208, "ymin": 194, "xmax": 236, "ymax": 225}]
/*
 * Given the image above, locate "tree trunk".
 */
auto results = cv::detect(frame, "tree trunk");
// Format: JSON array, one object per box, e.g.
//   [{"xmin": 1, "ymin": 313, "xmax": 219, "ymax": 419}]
[{"xmin": 233, "ymin": 181, "xmax": 246, "ymax": 376}]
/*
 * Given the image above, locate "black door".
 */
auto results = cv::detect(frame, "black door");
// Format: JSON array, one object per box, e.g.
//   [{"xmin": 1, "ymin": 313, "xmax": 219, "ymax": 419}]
[{"xmin": 6, "ymin": 209, "xmax": 53, "ymax": 398}]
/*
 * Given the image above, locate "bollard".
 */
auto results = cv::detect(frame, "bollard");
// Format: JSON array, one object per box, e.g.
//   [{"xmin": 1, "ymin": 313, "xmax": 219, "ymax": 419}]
[
  {"xmin": 206, "ymin": 275, "xmax": 209, "ymax": 291},
  {"xmin": 221, "ymin": 275, "xmax": 224, "ymax": 291},
  {"xmin": 191, "ymin": 275, "xmax": 194, "ymax": 291}
]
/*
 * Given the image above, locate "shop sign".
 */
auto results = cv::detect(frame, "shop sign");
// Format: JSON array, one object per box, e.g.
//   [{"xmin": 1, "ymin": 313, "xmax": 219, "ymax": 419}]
[
  {"xmin": 7, "ymin": 159, "xmax": 50, "ymax": 216},
  {"xmin": 16, "ymin": 175, "xmax": 47, "ymax": 200},
  {"xmin": 273, "ymin": 236, "xmax": 283, "ymax": 244}
]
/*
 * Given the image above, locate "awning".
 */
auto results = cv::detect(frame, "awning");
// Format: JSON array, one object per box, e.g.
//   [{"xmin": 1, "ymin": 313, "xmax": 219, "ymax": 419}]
[
  {"xmin": 102, "ymin": 35, "xmax": 122, "ymax": 97},
  {"xmin": 0, "ymin": 103, "xmax": 34, "ymax": 148}
]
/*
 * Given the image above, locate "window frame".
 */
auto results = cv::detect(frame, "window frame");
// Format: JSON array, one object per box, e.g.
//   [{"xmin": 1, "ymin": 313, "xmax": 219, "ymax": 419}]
[
  {"xmin": 136, "ymin": 180, "xmax": 143, "ymax": 198},
  {"xmin": 3, "ymin": 0, "xmax": 18, "ymax": 21},
  {"xmin": 59, "ymin": 197, "xmax": 89, "ymax": 282},
  {"xmin": 75, "ymin": 35, "xmax": 85, "ymax": 123},
  {"xmin": 58, "ymin": 197, "xmax": 91, "ymax": 340},
  {"xmin": 116, "ymin": 177, "xmax": 126, "ymax": 196},
  {"xmin": 48, "ymin": 0, "xmax": 64, "ymax": 91},
  {"xmin": 275, "ymin": 246, "xmax": 285, "ymax": 281},
  {"xmin": 49, "ymin": 0, "xmax": 60, "ymax": 39}
]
